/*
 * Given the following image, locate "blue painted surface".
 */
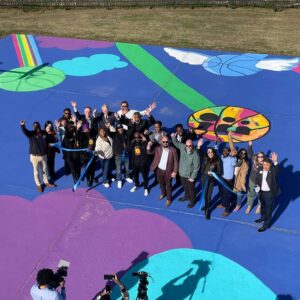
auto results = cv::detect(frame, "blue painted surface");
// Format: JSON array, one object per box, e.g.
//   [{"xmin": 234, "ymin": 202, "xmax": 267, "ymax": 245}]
[
  {"xmin": 0, "ymin": 34, "xmax": 300, "ymax": 298},
  {"xmin": 111, "ymin": 248, "xmax": 276, "ymax": 299}
]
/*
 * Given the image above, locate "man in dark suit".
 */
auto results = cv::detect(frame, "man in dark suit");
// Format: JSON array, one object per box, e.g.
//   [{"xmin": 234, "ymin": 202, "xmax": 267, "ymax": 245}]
[
  {"xmin": 254, "ymin": 152, "xmax": 280, "ymax": 232},
  {"xmin": 70, "ymin": 100, "xmax": 93, "ymax": 129},
  {"xmin": 147, "ymin": 136, "xmax": 178, "ymax": 207},
  {"xmin": 92, "ymin": 104, "xmax": 119, "ymax": 132}
]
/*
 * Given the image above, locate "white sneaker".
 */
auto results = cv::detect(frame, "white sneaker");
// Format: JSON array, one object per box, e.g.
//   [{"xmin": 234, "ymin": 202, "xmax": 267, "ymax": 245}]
[
  {"xmin": 117, "ymin": 181, "xmax": 122, "ymax": 189},
  {"xmin": 144, "ymin": 189, "xmax": 149, "ymax": 196},
  {"xmin": 126, "ymin": 177, "xmax": 133, "ymax": 183},
  {"xmin": 103, "ymin": 182, "xmax": 110, "ymax": 188},
  {"xmin": 130, "ymin": 186, "xmax": 138, "ymax": 192},
  {"xmin": 111, "ymin": 177, "xmax": 116, "ymax": 182}
]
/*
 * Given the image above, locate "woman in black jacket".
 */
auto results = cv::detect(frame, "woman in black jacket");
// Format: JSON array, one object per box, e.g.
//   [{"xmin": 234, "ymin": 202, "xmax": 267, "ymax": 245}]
[
  {"xmin": 44, "ymin": 121, "xmax": 59, "ymax": 181},
  {"xmin": 198, "ymin": 139, "xmax": 222, "ymax": 220}
]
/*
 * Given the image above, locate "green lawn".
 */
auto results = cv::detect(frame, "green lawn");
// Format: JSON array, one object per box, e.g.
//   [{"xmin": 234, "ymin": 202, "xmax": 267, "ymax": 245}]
[{"xmin": 0, "ymin": 7, "xmax": 300, "ymax": 55}]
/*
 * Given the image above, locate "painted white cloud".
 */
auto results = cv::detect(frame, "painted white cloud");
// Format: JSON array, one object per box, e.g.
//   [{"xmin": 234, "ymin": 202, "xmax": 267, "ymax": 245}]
[
  {"xmin": 164, "ymin": 47, "xmax": 209, "ymax": 65},
  {"xmin": 256, "ymin": 58, "xmax": 299, "ymax": 71}
]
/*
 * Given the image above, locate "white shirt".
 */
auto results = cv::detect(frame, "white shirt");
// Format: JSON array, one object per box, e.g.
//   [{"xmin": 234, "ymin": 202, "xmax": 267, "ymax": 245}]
[
  {"xmin": 158, "ymin": 148, "xmax": 169, "ymax": 171},
  {"xmin": 261, "ymin": 170, "xmax": 271, "ymax": 191},
  {"xmin": 95, "ymin": 136, "xmax": 113, "ymax": 159},
  {"xmin": 30, "ymin": 284, "xmax": 66, "ymax": 300},
  {"xmin": 117, "ymin": 109, "xmax": 146, "ymax": 119}
]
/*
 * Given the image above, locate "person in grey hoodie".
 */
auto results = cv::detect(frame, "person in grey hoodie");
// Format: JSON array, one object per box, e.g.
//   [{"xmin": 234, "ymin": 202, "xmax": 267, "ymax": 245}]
[{"xmin": 172, "ymin": 133, "xmax": 200, "ymax": 208}]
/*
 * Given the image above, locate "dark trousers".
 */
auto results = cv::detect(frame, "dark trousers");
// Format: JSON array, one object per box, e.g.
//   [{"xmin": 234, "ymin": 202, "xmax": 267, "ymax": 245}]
[
  {"xmin": 220, "ymin": 178, "xmax": 234, "ymax": 211},
  {"xmin": 82, "ymin": 156, "xmax": 96, "ymax": 182},
  {"xmin": 260, "ymin": 191, "xmax": 274, "ymax": 228},
  {"xmin": 47, "ymin": 153, "xmax": 56, "ymax": 179},
  {"xmin": 67, "ymin": 158, "xmax": 81, "ymax": 183},
  {"xmin": 181, "ymin": 176, "xmax": 196, "ymax": 204},
  {"xmin": 133, "ymin": 164, "xmax": 148, "ymax": 189},
  {"xmin": 156, "ymin": 168, "xmax": 172, "ymax": 200},
  {"xmin": 63, "ymin": 150, "xmax": 70, "ymax": 175},
  {"xmin": 201, "ymin": 176, "xmax": 215, "ymax": 209}
]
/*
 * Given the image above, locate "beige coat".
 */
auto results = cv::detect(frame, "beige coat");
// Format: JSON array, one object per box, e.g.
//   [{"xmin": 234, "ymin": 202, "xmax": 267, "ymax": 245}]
[{"xmin": 233, "ymin": 161, "xmax": 249, "ymax": 192}]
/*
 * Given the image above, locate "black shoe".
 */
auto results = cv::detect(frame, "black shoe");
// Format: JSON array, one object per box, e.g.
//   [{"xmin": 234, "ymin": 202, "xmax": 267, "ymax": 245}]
[
  {"xmin": 179, "ymin": 197, "xmax": 188, "ymax": 202},
  {"xmin": 201, "ymin": 206, "xmax": 206, "ymax": 211},
  {"xmin": 188, "ymin": 202, "xmax": 196, "ymax": 208},
  {"xmin": 255, "ymin": 218, "xmax": 264, "ymax": 223},
  {"xmin": 258, "ymin": 226, "xmax": 269, "ymax": 232},
  {"xmin": 205, "ymin": 211, "xmax": 211, "ymax": 220}
]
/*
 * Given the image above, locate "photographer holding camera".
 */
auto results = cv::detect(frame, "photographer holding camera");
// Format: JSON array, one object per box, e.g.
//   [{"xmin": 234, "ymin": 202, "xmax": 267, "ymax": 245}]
[
  {"xmin": 94, "ymin": 274, "xmax": 129, "ymax": 300},
  {"xmin": 30, "ymin": 268, "xmax": 66, "ymax": 300}
]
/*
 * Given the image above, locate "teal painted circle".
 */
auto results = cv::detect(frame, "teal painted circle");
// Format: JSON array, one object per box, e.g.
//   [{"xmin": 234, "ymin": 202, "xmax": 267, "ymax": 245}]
[{"xmin": 111, "ymin": 248, "xmax": 276, "ymax": 300}]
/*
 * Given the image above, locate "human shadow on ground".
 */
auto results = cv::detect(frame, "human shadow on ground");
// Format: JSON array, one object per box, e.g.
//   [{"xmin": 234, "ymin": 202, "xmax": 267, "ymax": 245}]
[
  {"xmin": 156, "ymin": 259, "xmax": 211, "ymax": 300},
  {"xmin": 272, "ymin": 158, "xmax": 300, "ymax": 225},
  {"xmin": 276, "ymin": 295, "xmax": 294, "ymax": 300}
]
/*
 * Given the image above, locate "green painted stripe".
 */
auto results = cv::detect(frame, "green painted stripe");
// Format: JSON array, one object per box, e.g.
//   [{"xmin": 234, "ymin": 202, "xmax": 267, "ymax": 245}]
[
  {"xmin": 116, "ymin": 42, "xmax": 214, "ymax": 111},
  {"xmin": 16, "ymin": 34, "xmax": 29, "ymax": 67}
]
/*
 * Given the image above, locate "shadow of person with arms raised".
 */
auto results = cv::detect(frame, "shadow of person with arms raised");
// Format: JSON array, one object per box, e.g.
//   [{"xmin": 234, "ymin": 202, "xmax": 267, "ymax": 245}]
[
  {"xmin": 271, "ymin": 158, "xmax": 300, "ymax": 225},
  {"xmin": 157, "ymin": 260, "xmax": 211, "ymax": 300},
  {"xmin": 276, "ymin": 295, "xmax": 294, "ymax": 300}
]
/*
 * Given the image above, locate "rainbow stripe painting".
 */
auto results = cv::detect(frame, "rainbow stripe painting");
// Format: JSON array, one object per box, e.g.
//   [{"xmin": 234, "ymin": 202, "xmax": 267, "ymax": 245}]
[{"xmin": 12, "ymin": 34, "xmax": 42, "ymax": 67}]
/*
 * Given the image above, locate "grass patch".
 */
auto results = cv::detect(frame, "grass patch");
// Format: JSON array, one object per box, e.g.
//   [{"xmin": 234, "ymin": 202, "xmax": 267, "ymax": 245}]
[{"xmin": 0, "ymin": 7, "xmax": 299, "ymax": 55}]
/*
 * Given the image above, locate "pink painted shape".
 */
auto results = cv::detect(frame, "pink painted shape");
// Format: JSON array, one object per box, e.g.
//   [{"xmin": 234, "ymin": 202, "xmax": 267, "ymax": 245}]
[
  {"xmin": 12, "ymin": 34, "xmax": 24, "ymax": 67},
  {"xmin": 0, "ymin": 189, "xmax": 192, "ymax": 299},
  {"xmin": 36, "ymin": 36, "xmax": 114, "ymax": 50},
  {"xmin": 293, "ymin": 64, "xmax": 300, "ymax": 73}
]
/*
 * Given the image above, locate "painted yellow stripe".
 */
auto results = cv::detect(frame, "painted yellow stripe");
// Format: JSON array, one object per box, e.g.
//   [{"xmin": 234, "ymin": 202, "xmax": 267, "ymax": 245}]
[
  {"xmin": 16, "ymin": 34, "xmax": 28, "ymax": 67},
  {"xmin": 20, "ymin": 34, "xmax": 35, "ymax": 67}
]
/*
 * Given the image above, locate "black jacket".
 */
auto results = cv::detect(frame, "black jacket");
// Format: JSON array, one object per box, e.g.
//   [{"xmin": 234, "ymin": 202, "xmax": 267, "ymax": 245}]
[
  {"xmin": 127, "ymin": 115, "xmax": 155, "ymax": 139},
  {"xmin": 92, "ymin": 112, "xmax": 118, "ymax": 132},
  {"xmin": 255, "ymin": 164, "xmax": 280, "ymax": 198},
  {"xmin": 63, "ymin": 127, "xmax": 81, "ymax": 161},
  {"xmin": 128, "ymin": 140, "xmax": 148, "ymax": 166},
  {"xmin": 109, "ymin": 132, "xmax": 130, "ymax": 156},
  {"xmin": 75, "ymin": 111, "xmax": 94, "ymax": 128},
  {"xmin": 21, "ymin": 125, "xmax": 48, "ymax": 156},
  {"xmin": 176, "ymin": 130, "xmax": 197, "ymax": 144}
]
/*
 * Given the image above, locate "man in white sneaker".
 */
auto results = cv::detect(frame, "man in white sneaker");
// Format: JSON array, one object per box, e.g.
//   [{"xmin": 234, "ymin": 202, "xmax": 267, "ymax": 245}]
[
  {"xmin": 128, "ymin": 132, "xmax": 149, "ymax": 196},
  {"xmin": 109, "ymin": 124, "xmax": 133, "ymax": 188}
]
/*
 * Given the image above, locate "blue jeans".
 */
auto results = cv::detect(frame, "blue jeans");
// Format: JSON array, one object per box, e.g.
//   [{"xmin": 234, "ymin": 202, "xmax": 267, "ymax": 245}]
[
  {"xmin": 115, "ymin": 155, "xmax": 130, "ymax": 181},
  {"xmin": 99, "ymin": 158, "xmax": 111, "ymax": 184}
]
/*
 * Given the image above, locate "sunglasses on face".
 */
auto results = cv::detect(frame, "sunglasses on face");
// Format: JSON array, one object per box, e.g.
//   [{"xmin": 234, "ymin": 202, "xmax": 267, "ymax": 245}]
[
  {"xmin": 64, "ymin": 112, "xmax": 70, "ymax": 115},
  {"xmin": 121, "ymin": 105, "xmax": 128, "ymax": 108},
  {"xmin": 186, "ymin": 145, "xmax": 192, "ymax": 148},
  {"xmin": 162, "ymin": 141, "xmax": 168, "ymax": 144}
]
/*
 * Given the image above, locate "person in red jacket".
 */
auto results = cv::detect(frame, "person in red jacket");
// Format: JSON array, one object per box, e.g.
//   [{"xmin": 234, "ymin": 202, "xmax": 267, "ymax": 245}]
[{"xmin": 147, "ymin": 136, "xmax": 178, "ymax": 207}]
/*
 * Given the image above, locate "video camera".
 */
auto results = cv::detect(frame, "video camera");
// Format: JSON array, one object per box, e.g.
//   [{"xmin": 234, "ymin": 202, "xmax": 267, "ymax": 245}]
[{"xmin": 49, "ymin": 259, "xmax": 70, "ymax": 289}]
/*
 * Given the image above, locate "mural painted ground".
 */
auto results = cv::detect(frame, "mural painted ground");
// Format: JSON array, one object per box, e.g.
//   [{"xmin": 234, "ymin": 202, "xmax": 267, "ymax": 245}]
[{"xmin": 0, "ymin": 34, "xmax": 299, "ymax": 299}]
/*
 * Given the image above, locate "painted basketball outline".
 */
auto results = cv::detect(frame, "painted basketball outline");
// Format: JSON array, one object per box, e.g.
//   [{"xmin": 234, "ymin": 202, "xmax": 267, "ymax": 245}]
[
  {"xmin": 187, "ymin": 105, "xmax": 271, "ymax": 143},
  {"xmin": 0, "ymin": 65, "xmax": 66, "ymax": 92},
  {"xmin": 203, "ymin": 55, "xmax": 263, "ymax": 76}
]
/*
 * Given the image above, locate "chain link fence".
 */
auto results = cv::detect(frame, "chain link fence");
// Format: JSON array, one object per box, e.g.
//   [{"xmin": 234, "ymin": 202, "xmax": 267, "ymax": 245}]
[{"xmin": 0, "ymin": 0, "xmax": 300, "ymax": 9}]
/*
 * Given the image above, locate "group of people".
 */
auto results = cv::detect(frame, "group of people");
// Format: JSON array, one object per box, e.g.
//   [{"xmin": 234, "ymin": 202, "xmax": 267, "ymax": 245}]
[{"xmin": 21, "ymin": 100, "xmax": 280, "ymax": 232}]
